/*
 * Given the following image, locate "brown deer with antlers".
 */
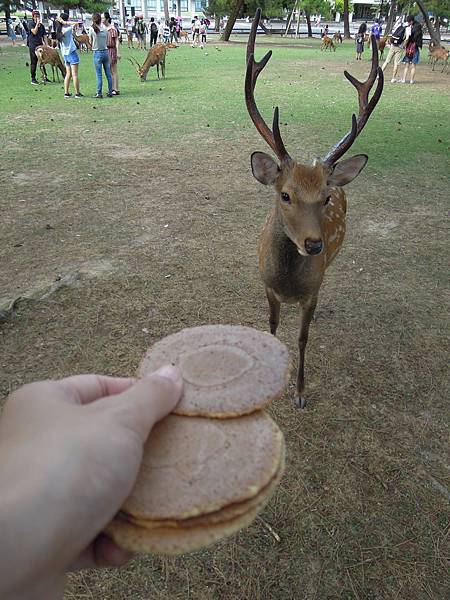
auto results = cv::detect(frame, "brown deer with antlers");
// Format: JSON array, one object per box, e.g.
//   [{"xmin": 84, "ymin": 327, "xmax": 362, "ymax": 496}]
[
  {"xmin": 246, "ymin": 9, "xmax": 383, "ymax": 408},
  {"xmin": 129, "ymin": 44, "xmax": 166, "ymax": 81},
  {"xmin": 35, "ymin": 46, "xmax": 65, "ymax": 82}
]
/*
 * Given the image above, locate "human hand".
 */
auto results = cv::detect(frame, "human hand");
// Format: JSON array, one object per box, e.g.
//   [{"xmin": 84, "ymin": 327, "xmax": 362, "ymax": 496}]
[{"xmin": 0, "ymin": 367, "xmax": 183, "ymax": 600}]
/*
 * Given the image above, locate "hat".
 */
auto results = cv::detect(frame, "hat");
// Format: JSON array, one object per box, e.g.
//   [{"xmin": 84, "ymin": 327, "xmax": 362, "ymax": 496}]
[{"xmin": 32, "ymin": 10, "xmax": 40, "ymax": 16}]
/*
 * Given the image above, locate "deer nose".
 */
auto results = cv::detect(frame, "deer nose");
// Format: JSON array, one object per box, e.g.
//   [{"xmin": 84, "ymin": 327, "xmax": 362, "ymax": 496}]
[{"xmin": 304, "ymin": 239, "xmax": 323, "ymax": 255}]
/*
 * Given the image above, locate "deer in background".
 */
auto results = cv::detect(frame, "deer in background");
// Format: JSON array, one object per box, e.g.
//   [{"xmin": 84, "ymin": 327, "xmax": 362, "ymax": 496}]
[
  {"xmin": 428, "ymin": 43, "xmax": 449, "ymax": 72},
  {"xmin": 321, "ymin": 35, "xmax": 336, "ymax": 51},
  {"xmin": 35, "ymin": 46, "xmax": 65, "ymax": 82},
  {"xmin": 246, "ymin": 10, "xmax": 383, "ymax": 408},
  {"xmin": 378, "ymin": 35, "xmax": 388, "ymax": 59},
  {"xmin": 129, "ymin": 44, "xmax": 166, "ymax": 81},
  {"xmin": 73, "ymin": 31, "xmax": 91, "ymax": 52},
  {"xmin": 333, "ymin": 31, "xmax": 343, "ymax": 44}
]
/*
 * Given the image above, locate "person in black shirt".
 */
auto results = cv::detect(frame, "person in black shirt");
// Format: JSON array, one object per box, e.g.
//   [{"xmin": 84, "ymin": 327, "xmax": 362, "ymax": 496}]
[{"xmin": 27, "ymin": 10, "xmax": 48, "ymax": 85}]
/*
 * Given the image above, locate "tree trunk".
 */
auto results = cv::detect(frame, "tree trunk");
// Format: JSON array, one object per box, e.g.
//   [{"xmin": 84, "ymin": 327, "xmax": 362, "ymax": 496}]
[
  {"xmin": 259, "ymin": 20, "xmax": 270, "ymax": 35},
  {"xmin": 5, "ymin": 2, "xmax": 11, "ymax": 24},
  {"xmin": 284, "ymin": 1, "xmax": 297, "ymax": 36},
  {"xmin": 384, "ymin": 0, "xmax": 396, "ymax": 35},
  {"xmin": 305, "ymin": 12, "xmax": 312, "ymax": 38},
  {"xmin": 32, "ymin": 0, "xmax": 37, "ymax": 9},
  {"xmin": 416, "ymin": 0, "xmax": 441, "ymax": 44},
  {"xmin": 221, "ymin": 0, "xmax": 244, "ymax": 42},
  {"xmin": 214, "ymin": 14, "xmax": 219, "ymax": 32},
  {"xmin": 163, "ymin": 0, "xmax": 169, "ymax": 22},
  {"xmin": 343, "ymin": 0, "xmax": 350, "ymax": 39}
]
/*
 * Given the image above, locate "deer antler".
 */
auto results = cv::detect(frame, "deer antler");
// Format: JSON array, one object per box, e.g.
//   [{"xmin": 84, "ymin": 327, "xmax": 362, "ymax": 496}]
[
  {"xmin": 128, "ymin": 56, "xmax": 142, "ymax": 74},
  {"xmin": 323, "ymin": 35, "xmax": 384, "ymax": 166},
  {"xmin": 245, "ymin": 8, "xmax": 291, "ymax": 164}
]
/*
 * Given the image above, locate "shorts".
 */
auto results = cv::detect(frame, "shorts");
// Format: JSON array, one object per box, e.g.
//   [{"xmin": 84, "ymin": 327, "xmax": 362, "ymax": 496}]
[
  {"xmin": 402, "ymin": 48, "xmax": 420, "ymax": 64},
  {"xmin": 64, "ymin": 50, "xmax": 80, "ymax": 65}
]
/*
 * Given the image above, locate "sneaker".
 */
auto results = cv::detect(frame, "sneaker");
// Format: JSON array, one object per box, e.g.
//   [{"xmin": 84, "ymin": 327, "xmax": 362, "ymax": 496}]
[
  {"xmin": 409, "ymin": 80, "xmax": 414, "ymax": 84},
  {"xmin": 111, "ymin": 90, "xmax": 120, "ymax": 96},
  {"xmin": 93, "ymin": 93, "xmax": 103, "ymax": 98},
  {"xmin": 43, "ymin": 78, "xmax": 50, "ymax": 83},
  {"xmin": 64, "ymin": 93, "xmax": 72, "ymax": 98},
  {"xmin": 399, "ymin": 79, "xmax": 406, "ymax": 83},
  {"xmin": 106, "ymin": 92, "xmax": 113, "ymax": 98},
  {"xmin": 74, "ymin": 93, "xmax": 84, "ymax": 98},
  {"xmin": 31, "ymin": 79, "xmax": 39, "ymax": 85}
]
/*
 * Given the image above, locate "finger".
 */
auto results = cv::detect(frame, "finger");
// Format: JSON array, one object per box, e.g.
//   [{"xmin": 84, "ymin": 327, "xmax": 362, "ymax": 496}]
[
  {"xmin": 58, "ymin": 375, "xmax": 136, "ymax": 405},
  {"xmin": 104, "ymin": 365, "xmax": 183, "ymax": 443},
  {"xmin": 70, "ymin": 534, "xmax": 134, "ymax": 571}
]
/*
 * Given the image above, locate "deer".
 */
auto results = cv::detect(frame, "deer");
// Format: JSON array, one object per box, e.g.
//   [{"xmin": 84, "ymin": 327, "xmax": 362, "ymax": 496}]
[
  {"xmin": 321, "ymin": 35, "xmax": 336, "ymax": 52},
  {"xmin": 128, "ymin": 44, "xmax": 166, "ymax": 81},
  {"xmin": 245, "ymin": 9, "xmax": 383, "ymax": 408},
  {"xmin": 73, "ymin": 31, "xmax": 91, "ymax": 52},
  {"xmin": 333, "ymin": 31, "xmax": 343, "ymax": 44},
  {"xmin": 179, "ymin": 30, "xmax": 190, "ymax": 43},
  {"xmin": 378, "ymin": 35, "xmax": 388, "ymax": 59},
  {"xmin": 35, "ymin": 46, "xmax": 65, "ymax": 83},
  {"xmin": 428, "ymin": 43, "xmax": 449, "ymax": 72}
]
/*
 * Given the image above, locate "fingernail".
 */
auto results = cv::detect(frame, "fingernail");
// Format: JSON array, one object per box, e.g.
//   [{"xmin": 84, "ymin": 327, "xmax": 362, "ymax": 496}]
[{"xmin": 152, "ymin": 364, "xmax": 182, "ymax": 383}]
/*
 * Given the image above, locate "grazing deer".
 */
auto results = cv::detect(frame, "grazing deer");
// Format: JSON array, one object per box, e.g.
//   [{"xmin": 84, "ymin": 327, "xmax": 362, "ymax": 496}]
[
  {"xmin": 128, "ymin": 44, "xmax": 166, "ymax": 81},
  {"xmin": 245, "ymin": 10, "xmax": 383, "ymax": 408},
  {"xmin": 377, "ymin": 36, "xmax": 388, "ymax": 59},
  {"xmin": 35, "ymin": 46, "xmax": 65, "ymax": 82},
  {"xmin": 73, "ymin": 31, "xmax": 91, "ymax": 52},
  {"xmin": 428, "ymin": 43, "xmax": 449, "ymax": 72},
  {"xmin": 333, "ymin": 31, "xmax": 343, "ymax": 44},
  {"xmin": 179, "ymin": 30, "xmax": 190, "ymax": 43},
  {"xmin": 321, "ymin": 35, "xmax": 336, "ymax": 52}
]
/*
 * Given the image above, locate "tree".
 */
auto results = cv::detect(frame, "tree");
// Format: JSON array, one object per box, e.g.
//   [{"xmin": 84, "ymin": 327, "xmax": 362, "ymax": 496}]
[
  {"xmin": 205, "ymin": 0, "xmax": 234, "ymax": 31},
  {"xmin": 299, "ymin": 0, "xmax": 331, "ymax": 37},
  {"xmin": 343, "ymin": 0, "xmax": 350, "ymax": 38},
  {"xmin": 163, "ymin": 0, "xmax": 169, "ymax": 21},
  {"xmin": 415, "ymin": 0, "xmax": 450, "ymax": 44},
  {"xmin": 221, "ymin": 0, "xmax": 244, "ymax": 41}
]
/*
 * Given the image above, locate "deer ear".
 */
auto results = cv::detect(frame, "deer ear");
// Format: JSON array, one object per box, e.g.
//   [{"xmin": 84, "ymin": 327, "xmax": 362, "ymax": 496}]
[
  {"xmin": 327, "ymin": 154, "xmax": 368, "ymax": 187},
  {"xmin": 251, "ymin": 152, "xmax": 280, "ymax": 186}
]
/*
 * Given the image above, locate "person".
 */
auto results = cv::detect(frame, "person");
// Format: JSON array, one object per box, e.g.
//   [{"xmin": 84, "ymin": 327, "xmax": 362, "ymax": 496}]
[
  {"xmin": 169, "ymin": 16, "xmax": 177, "ymax": 43},
  {"xmin": 55, "ymin": 14, "xmax": 82, "ymax": 99},
  {"xmin": 163, "ymin": 20, "xmax": 170, "ymax": 44},
  {"xmin": 104, "ymin": 12, "xmax": 120, "ymax": 96},
  {"xmin": 89, "ymin": 13, "xmax": 113, "ymax": 99},
  {"xmin": 400, "ymin": 15, "xmax": 423, "ymax": 84},
  {"xmin": 323, "ymin": 24, "xmax": 329, "ymax": 38},
  {"xmin": 356, "ymin": 22, "xmax": 367, "ymax": 60},
  {"xmin": 192, "ymin": 15, "xmax": 201, "ymax": 47},
  {"xmin": 200, "ymin": 19, "xmax": 207, "ymax": 49},
  {"xmin": 7, "ymin": 17, "xmax": 17, "ymax": 46},
  {"xmin": 136, "ymin": 16, "xmax": 147, "ymax": 50},
  {"xmin": 149, "ymin": 17, "xmax": 158, "ymax": 47},
  {"xmin": 175, "ymin": 18, "xmax": 181, "ymax": 42},
  {"xmin": 381, "ymin": 16, "xmax": 407, "ymax": 83},
  {"xmin": 371, "ymin": 19, "xmax": 382, "ymax": 41},
  {"xmin": 158, "ymin": 20, "xmax": 164, "ymax": 43},
  {"xmin": 27, "ymin": 10, "xmax": 49, "ymax": 85},
  {"xmin": 0, "ymin": 365, "xmax": 183, "ymax": 599},
  {"xmin": 126, "ymin": 18, "xmax": 134, "ymax": 48}
]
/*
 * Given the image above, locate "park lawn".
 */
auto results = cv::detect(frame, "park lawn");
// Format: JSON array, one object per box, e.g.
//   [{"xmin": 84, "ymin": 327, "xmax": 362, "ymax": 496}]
[{"xmin": 0, "ymin": 37, "xmax": 449, "ymax": 600}]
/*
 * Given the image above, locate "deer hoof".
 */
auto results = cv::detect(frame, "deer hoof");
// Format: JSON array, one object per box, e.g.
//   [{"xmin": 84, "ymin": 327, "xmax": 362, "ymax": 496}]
[{"xmin": 294, "ymin": 396, "xmax": 307, "ymax": 409}]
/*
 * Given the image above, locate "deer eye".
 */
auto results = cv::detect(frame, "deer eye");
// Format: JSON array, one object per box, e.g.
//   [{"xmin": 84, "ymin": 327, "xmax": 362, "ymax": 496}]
[
  {"xmin": 324, "ymin": 195, "xmax": 331, "ymax": 206},
  {"xmin": 281, "ymin": 192, "xmax": 291, "ymax": 204}
]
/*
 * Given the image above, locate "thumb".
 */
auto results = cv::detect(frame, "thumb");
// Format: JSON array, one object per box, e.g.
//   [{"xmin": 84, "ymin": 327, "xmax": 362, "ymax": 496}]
[{"xmin": 104, "ymin": 365, "xmax": 183, "ymax": 443}]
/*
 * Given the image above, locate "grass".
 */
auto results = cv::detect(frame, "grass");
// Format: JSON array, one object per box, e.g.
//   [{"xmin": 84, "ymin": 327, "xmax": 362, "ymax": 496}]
[{"xmin": 0, "ymin": 37, "xmax": 449, "ymax": 600}]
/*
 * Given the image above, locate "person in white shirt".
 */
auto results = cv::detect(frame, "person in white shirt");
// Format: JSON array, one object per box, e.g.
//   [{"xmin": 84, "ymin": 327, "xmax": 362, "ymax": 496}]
[
  {"xmin": 56, "ymin": 14, "xmax": 82, "ymax": 98},
  {"xmin": 192, "ymin": 15, "xmax": 201, "ymax": 47}
]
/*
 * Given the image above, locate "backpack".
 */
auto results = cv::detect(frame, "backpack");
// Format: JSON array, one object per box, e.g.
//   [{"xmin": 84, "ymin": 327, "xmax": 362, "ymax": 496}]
[
  {"xmin": 391, "ymin": 25, "xmax": 405, "ymax": 46},
  {"xmin": 150, "ymin": 22, "xmax": 157, "ymax": 32}
]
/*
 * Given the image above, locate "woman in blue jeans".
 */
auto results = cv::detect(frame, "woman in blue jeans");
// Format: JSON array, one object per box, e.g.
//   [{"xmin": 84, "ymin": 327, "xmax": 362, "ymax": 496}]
[{"xmin": 89, "ymin": 13, "xmax": 113, "ymax": 98}]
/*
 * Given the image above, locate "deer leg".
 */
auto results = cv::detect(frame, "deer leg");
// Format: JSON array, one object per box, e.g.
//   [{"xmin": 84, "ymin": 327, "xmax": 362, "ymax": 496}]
[
  {"xmin": 295, "ymin": 297, "xmax": 318, "ymax": 409},
  {"xmin": 156, "ymin": 64, "xmax": 160, "ymax": 79},
  {"xmin": 266, "ymin": 288, "xmax": 280, "ymax": 336}
]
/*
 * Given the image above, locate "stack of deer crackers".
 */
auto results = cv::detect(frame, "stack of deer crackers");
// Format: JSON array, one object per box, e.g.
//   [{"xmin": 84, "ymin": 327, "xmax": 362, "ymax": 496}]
[{"xmin": 105, "ymin": 325, "xmax": 290, "ymax": 555}]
